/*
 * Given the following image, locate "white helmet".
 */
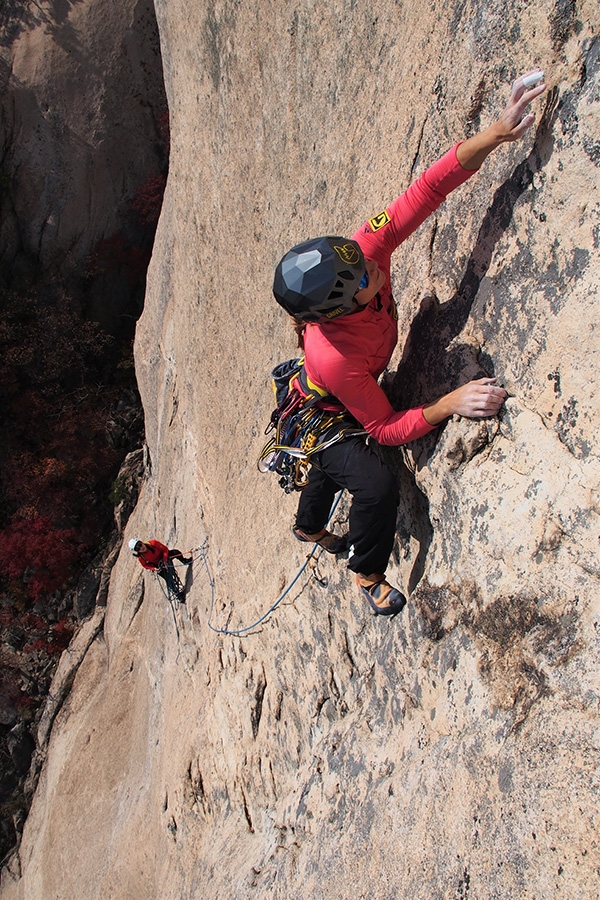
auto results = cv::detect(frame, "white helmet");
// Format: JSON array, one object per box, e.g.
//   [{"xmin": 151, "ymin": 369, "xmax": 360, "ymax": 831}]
[{"xmin": 129, "ymin": 538, "xmax": 141, "ymax": 552}]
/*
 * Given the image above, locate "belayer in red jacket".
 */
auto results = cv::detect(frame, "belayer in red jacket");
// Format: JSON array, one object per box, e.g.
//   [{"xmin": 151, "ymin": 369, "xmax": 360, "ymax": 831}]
[
  {"xmin": 128, "ymin": 539, "xmax": 192, "ymax": 572},
  {"xmin": 129, "ymin": 539, "xmax": 192, "ymax": 602},
  {"xmin": 272, "ymin": 71, "xmax": 546, "ymax": 616}
]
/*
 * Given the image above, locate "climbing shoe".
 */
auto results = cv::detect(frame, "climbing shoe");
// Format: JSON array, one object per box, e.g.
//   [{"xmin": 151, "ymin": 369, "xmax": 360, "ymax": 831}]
[
  {"xmin": 293, "ymin": 526, "xmax": 348, "ymax": 555},
  {"xmin": 356, "ymin": 573, "xmax": 407, "ymax": 616}
]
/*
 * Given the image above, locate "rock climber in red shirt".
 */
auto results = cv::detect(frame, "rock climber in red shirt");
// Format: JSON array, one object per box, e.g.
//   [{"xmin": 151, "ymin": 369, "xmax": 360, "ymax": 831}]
[
  {"xmin": 272, "ymin": 71, "xmax": 546, "ymax": 616},
  {"xmin": 129, "ymin": 539, "xmax": 192, "ymax": 571}
]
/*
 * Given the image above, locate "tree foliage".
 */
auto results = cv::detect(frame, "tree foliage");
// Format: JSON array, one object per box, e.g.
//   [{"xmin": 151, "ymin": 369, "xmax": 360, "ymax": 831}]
[{"xmin": 0, "ymin": 514, "xmax": 83, "ymax": 603}]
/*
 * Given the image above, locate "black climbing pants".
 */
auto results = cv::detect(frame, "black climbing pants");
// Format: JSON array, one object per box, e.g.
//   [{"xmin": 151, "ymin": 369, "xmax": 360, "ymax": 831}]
[
  {"xmin": 295, "ymin": 437, "xmax": 399, "ymax": 576},
  {"xmin": 156, "ymin": 550, "xmax": 184, "ymax": 579}
]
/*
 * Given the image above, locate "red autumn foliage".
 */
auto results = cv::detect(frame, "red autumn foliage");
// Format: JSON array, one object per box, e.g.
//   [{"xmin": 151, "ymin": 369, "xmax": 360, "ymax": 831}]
[
  {"xmin": 22, "ymin": 623, "xmax": 72, "ymax": 655},
  {"xmin": 49, "ymin": 618, "xmax": 74, "ymax": 651},
  {"xmin": 22, "ymin": 638, "xmax": 48, "ymax": 653},
  {"xmin": 21, "ymin": 612, "xmax": 46, "ymax": 631},
  {"xmin": 0, "ymin": 101, "xmax": 168, "ymax": 862},
  {"xmin": 0, "ymin": 514, "xmax": 84, "ymax": 603},
  {"xmin": 125, "ymin": 243, "xmax": 153, "ymax": 285},
  {"xmin": 131, "ymin": 172, "xmax": 167, "ymax": 227},
  {"xmin": 85, "ymin": 168, "xmax": 166, "ymax": 285},
  {"xmin": 85, "ymin": 233, "xmax": 153, "ymax": 286},
  {"xmin": 85, "ymin": 232, "xmax": 132, "ymax": 278},
  {"xmin": 157, "ymin": 109, "xmax": 170, "ymax": 153},
  {"xmin": 0, "ymin": 670, "xmax": 30, "ymax": 715}
]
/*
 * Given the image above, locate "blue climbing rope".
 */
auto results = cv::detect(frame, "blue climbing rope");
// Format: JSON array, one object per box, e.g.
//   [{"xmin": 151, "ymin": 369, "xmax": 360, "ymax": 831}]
[
  {"xmin": 150, "ymin": 493, "xmax": 344, "ymax": 638},
  {"xmin": 197, "ymin": 491, "xmax": 344, "ymax": 636}
]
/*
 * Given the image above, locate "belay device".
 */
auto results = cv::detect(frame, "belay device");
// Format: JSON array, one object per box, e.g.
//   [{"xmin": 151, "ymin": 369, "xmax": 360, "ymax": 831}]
[{"xmin": 257, "ymin": 358, "xmax": 366, "ymax": 493}]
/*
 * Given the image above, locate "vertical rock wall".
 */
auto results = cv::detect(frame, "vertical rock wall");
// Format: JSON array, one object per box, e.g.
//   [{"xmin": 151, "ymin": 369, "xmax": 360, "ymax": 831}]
[{"xmin": 2, "ymin": 1, "xmax": 599, "ymax": 899}]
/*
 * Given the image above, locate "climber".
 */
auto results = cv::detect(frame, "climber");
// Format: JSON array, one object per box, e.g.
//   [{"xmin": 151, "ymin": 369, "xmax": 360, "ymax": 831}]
[
  {"xmin": 129, "ymin": 538, "xmax": 192, "ymax": 601},
  {"xmin": 129, "ymin": 538, "xmax": 192, "ymax": 570},
  {"xmin": 272, "ymin": 70, "xmax": 546, "ymax": 617}
]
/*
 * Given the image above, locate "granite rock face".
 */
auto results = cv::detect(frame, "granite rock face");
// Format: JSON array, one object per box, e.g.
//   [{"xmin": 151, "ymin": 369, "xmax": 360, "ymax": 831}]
[{"xmin": 2, "ymin": 1, "xmax": 600, "ymax": 898}]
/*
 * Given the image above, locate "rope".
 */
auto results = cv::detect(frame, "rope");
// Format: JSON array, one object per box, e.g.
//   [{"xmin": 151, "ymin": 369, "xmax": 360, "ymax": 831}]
[
  {"xmin": 154, "ymin": 565, "xmax": 182, "ymax": 652},
  {"xmin": 148, "ymin": 493, "xmax": 344, "ymax": 638},
  {"xmin": 203, "ymin": 491, "xmax": 344, "ymax": 637}
]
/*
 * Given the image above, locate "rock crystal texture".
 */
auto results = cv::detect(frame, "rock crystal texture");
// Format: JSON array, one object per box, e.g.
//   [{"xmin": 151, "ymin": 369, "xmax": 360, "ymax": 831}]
[{"xmin": 2, "ymin": 1, "xmax": 600, "ymax": 898}]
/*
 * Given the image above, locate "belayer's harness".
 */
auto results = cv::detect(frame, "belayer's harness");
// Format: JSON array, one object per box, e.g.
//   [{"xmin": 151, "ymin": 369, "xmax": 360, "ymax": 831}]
[{"xmin": 257, "ymin": 357, "xmax": 366, "ymax": 493}]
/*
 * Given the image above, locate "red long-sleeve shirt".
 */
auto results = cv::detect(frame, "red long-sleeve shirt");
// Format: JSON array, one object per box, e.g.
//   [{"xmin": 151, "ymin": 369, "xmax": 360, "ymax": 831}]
[
  {"xmin": 137, "ymin": 540, "xmax": 169, "ymax": 570},
  {"xmin": 303, "ymin": 144, "xmax": 475, "ymax": 446}
]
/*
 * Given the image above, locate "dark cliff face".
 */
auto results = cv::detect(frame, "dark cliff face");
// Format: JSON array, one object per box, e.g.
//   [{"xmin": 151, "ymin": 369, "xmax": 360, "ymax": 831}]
[
  {"xmin": 2, "ymin": 1, "xmax": 600, "ymax": 899},
  {"xmin": 0, "ymin": 0, "xmax": 168, "ymax": 333},
  {"xmin": 0, "ymin": 0, "xmax": 167, "ymax": 866}
]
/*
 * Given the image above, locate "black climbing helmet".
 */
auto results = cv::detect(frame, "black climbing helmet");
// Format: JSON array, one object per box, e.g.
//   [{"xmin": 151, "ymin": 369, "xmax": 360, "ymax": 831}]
[{"xmin": 273, "ymin": 236, "xmax": 366, "ymax": 323}]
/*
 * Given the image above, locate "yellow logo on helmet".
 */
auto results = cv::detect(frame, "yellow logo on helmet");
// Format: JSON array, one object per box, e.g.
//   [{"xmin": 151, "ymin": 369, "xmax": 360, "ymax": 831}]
[
  {"xmin": 368, "ymin": 210, "xmax": 391, "ymax": 232},
  {"xmin": 333, "ymin": 243, "xmax": 360, "ymax": 265}
]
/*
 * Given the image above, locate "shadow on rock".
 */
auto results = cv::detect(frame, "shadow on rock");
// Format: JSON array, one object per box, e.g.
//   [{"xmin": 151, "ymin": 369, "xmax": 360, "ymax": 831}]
[
  {"xmin": 388, "ymin": 87, "xmax": 561, "ymax": 471},
  {"xmin": 378, "ymin": 89, "xmax": 562, "ymax": 593}
]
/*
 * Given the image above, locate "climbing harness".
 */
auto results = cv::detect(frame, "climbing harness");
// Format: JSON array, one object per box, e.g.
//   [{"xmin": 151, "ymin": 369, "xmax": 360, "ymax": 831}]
[{"xmin": 257, "ymin": 358, "xmax": 366, "ymax": 493}]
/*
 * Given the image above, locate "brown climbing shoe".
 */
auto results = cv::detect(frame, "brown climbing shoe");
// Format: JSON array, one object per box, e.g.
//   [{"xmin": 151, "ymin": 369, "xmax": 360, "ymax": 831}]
[
  {"xmin": 356, "ymin": 573, "xmax": 406, "ymax": 616},
  {"xmin": 293, "ymin": 526, "xmax": 348, "ymax": 555}
]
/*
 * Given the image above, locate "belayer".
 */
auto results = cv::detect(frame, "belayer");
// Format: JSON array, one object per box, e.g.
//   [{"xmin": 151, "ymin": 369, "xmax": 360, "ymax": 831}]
[
  {"xmin": 129, "ymin": 538, "xmax": 192, "ymax": 601},
  {"xmin": 271, "ymin": 71, "xmax": 546, "ymax": 616}
]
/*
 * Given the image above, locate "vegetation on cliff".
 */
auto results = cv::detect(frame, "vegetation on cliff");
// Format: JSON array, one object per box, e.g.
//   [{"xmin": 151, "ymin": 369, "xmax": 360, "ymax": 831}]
[{"xmin": 0, "ymin": 95, "xmax": 169, "ymax": 875}]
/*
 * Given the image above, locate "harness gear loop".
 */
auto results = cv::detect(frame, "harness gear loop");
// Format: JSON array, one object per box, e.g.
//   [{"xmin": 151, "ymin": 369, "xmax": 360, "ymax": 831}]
[{"xmin": 258, "ymin": 358, "xmax": 366, "ymax": 493}]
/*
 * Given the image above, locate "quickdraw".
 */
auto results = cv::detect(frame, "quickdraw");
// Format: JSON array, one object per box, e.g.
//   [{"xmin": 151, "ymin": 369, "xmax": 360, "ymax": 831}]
[{"xmin": 258, "ymin": 358, "xmax": 366, "ymax": 493}]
